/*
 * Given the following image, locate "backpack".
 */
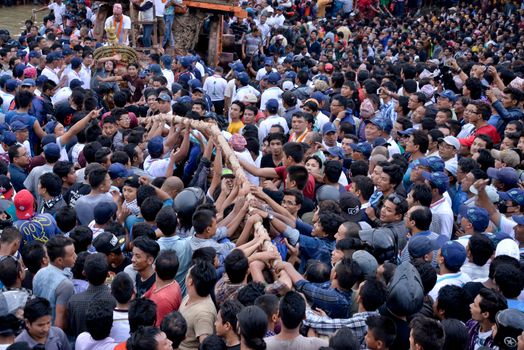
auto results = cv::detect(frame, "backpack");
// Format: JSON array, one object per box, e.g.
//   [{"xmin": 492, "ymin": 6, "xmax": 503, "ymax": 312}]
[{"xmin": 386, "ymin": 261, "xmax": 424, "ymax": 317}]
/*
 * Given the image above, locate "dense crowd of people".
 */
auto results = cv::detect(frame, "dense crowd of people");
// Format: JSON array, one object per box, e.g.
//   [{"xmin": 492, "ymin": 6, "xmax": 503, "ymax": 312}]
[{"xmin": 1, "ymin": 0, "xmax": 524, "ymax": 350}]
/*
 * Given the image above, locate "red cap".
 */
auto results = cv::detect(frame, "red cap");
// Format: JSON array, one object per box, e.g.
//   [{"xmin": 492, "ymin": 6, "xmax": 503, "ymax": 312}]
[
  {"xmin": 14, "ymin": 190, "xmax": 35, "ymax": 219},
  {"xmin": 324, "ymin": 63, "xmax": 334, "ymax": 73}
]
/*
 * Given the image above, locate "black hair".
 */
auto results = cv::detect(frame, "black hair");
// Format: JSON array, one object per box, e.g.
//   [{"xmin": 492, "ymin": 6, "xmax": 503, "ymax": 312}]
[
  {"xmin": 225, "ymin": 249, "xmax": 249, "ymax": 284},
  {"xmin": 282, "ymin": 142, "xmax": 304, "ymax": 163},
  {"xmin": 237, "ymin": 282, "xmax": 265, "ymax": 306},
  {"xmin": 88, "ymin": 168, "xmax": 108, "ymax": 188},
  {"xmin": 411, "ymin": 130, "xmax": 429, "ymax": 154},
  {"xmin": 192, "ymin": 209, "xmax": 215, "ymax": 235},
  {"xmin": 324, "ymin": 160, "xmax": 342, "ymax": 183},
  {"xmin": 254, "ymin": 294, "xmax": 279, "ymax": 320},
  {"xmin": 189, "ymin": 260, "xmax": 217, "ymax": 297},
  {"xmin": 458, "ymin": 157, "xmax": 479, "ymax": 174},
  {"xmin": 318, "ymin": 212, "xmax": 345, "ymax": 239},
  {"xmin": 136, "ymin": 185, "xmax": 156, "ymax": 207},
  {"xmin": 132, "ymin": 236, "xmax": 160, "ymax": 259},
  {"xmin": 155, "ymin": 250, "xmax": 179, "ymax": 281},
  {"xmin": 200, "ymin": 335, "xmax": 227, "ymax": 350},
  {"xmin": 279, "ymin": 291, "xmax": 305, "ymax": 330},
  {"xmin": 161, "ymin": 311, "xmax": 187, "ymax": 348},
  {"xmin": 494, "ymin": 264, "xmax": 524, "ymax": 299},
  {"xmin": 8, "ymin": 144, "xmax": 23, "ymax": 163},
  {"xmin": 410, "ymin": 183, "xmax": 433, "ymax": 207},
  {"xmin": 132, "ymin": 222, "xmax": 157, "ymax": 240},
  {"xmin": 83, "ymin": 141, "xmax": 102, "ymax": 163},
  {"xmin": 219, "ymin": 299, "xmax": 243, "ymax": 330},
  {"xmin": 478, "ymin": 288, "xmax": 508, "ymax": 323},
  {"xmin": 86, "ymin": 299, "xmax": 114, "ymax": 340},
  {"xmin": 409, "ymin": 316, "xmax": 445, "ymax": 350},
  {"xmin": 71, "ymin": 251, "xmax": 88, "ymax": 280},
  {"xmin": 381, "ymin": 164, "xmax": 403, "ymax": 187},
  {"xmin": 53, "ymin": 160, "xmax": 74, "ymax": 179},
  {"xmin": 409, "ymin": 207, "xmax": 432, "ymax": 231},
  {"xmin": 287, "ymin": 165, "xmax": 309, "ymax": 190},
  {"xmin": 55, "ymin": 206, "xmax": 78, "ymax": 234},
  {"xmin": 360, "ymin": 278, "xmax": 387, "ymax": 311},
  {"xmin": 283, "ymin": 189, "xmax": 303, "ymax": 206},
  {"xmin": 237, "ymin": 306, "xmax": 267, "ymax": 350},
  {"xmin": 329, "ymin": 327, "xmax": 359, "ymax": 350},
  {"xmin": 23, "ymin": 297, "xmax": 52, "ymax": 323},
  {"xmin": 111, "ymin": 272, "xmax": 135, "ymax": 304},
  {"xmin": 441, "ymin": 319, "xmax": 468, "ymax": 350},
  {"xmin": 475, "ymin": 149, "xmax": 495, "ymax": 172},
  {"xmin": 84, "ymin": 252, "xmax": 109, "ymax": 286},
  {"xmin": 155, "ymin": 206, "xmax": 178, "ymax": 237},
  {"xmin": 94, "ymin": 147, "xmax": 111, "ymax": 164},
  {"xmin": 128, "ymin": 298, "xmax": 157, "ymax": 332},
  {"xmin": 21, "ymin": 241, "xmax": 46, "ymax": 275},
  {"xmin": 349, "ymin": 160, "xmax": 369, "ymax": 177},
  {"xmin": 365, "ymin": 315, "xmax": 396, "ymax": 348},
  {"xmin": 110, "ymin": 151, "xmax": 130, "ymax": 166},
  {"xmin": 468, "ymin": 234, "xmax": 494, "ymax": 266},
  {"xmin": 127, "ymin": 326, "xmax": 162, "ymax": 350},
  {"xmin": 39, "ymin": 172, "xmax": 62, "ymax": 197},
  {"xmin": 304, "ymin": 260, "xmax": 331, "ymax": 283},
  {"xmin": 192, "ymin": 247, "xmax": 216, "ymax": 265},
  {"xmin": 46, "ymin": 235, "xmax": 74, "ymax": 262},
  {"xmin": 335, "ymin": 258, "xmax": 362, "ymax": 290},
  {"xmin": 352, "ymin": 175, "xmax": 374, "ymax": 201},
  {"xmin": 436, "ymin": 285, "xmax": 470, "ymax": 322},
  {"xmin": 414, "ymin": 261, "xmax": 437, "ymax": 296},
  {"xmin": 0, "ymin": 256, "xmax": 19, "ymax": 287},
  {"xmin": 140, "ymin": 196, "xmax": 163, "ymax": 222}
]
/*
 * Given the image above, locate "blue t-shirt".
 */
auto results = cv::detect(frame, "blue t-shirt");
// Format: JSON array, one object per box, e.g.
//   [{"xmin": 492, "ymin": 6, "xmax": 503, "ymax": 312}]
[{"xmin": 14, "ymin": 213, "xmax": 59, "ymax": 252}]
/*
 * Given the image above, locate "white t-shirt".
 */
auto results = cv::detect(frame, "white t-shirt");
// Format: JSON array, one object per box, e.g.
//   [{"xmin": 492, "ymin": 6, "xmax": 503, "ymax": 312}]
[
  {"xmin": 162, "ymin": 68, "xmax": 175, "ymax": 86},
  {"xmin": 48, "ymin": 2, "xmax": 66, "ymax": 25},
  {"xmin": 153, "ymin": 0, "xmax": 166, "ymax": 17},
  {"xmin": 256, "ymin": 67, "xmax": 276, "ymax": 81},
  {"xmin": 203, "ymin": 75, "xmax": 228, "ymax": 101},
  {"xmin": 258, "ymin": 114, "xmax": 289, "ymax": 142},
  {"xmin": 104, "ymin": 15, "xmax": 132, "ymax": 45},
  {"xmin": 235, "ymin": 150, "xmax": 259, "ymax": 186},
  {"xmin": 260, "ymin": 87, "xmax": 283, "ymax": 112},
  {"xmin": 42, "ymin": 66, "xmax": 60, "ymax": 85},
  {"xmin": 430, "ymin": 197, "xmax": 454, "ymax": 239},
  {"xmin": 143, "ymin": 156, "xmax": 171, "ymax": 178},
  {"xmin": 428, "ymin": 272, "xmax": 471, "ymax": 300}
]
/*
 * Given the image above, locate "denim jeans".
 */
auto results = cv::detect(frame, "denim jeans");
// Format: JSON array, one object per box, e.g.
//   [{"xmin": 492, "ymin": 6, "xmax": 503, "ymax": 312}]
[
  {"xmin": 163, "ymin": 14, "xmax": 175, "ymax": 47},
  {"xmin": 143, "ymin": 24, "xmax": 153, "ymax": 47}
]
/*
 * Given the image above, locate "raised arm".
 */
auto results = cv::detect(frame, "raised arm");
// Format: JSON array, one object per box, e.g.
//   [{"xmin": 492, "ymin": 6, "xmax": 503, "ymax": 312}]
[
  {"xmin": 239, "ymin": 158, "xmax": 278, "ymax": 178},
  {"xmin": 60, "ymin": 108, "xmax": 102, "ymax": 145}
]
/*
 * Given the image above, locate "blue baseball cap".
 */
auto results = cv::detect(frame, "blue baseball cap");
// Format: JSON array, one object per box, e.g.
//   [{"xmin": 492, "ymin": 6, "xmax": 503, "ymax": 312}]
[
  {"xmin": 70, "ymin": 79, "xmax": 83, "ymax": 89},
  {"xmin": 21, "ymin": 78, "xmax": 35, "ymax": 87},
  {"xmin": 43, "ymin": 142, "xmax": 61, "ymax": 159},
  {"xmin": 188, "ymin": 79, "xmax": 202, "ymax": 90},
  {"xmin": 265, "ymin": 98, "xmax": 279, "ymax": 112},
  {"xmin": 311, "ymin": 91, "xmax": 327, "ymax": 104},
  {"xmin": 147, "ymin": 136, "xmax": 164, "ymax": 155},
  {"xmin": 108, "ymin": 163, "xmax": 129, "ymax": 180},
  {"xmin": 0, "ymin": 75, "xmax": 11, "ymax": 88},
  {"xmin": 29, "ymin": 51, "xmax": 41, "ymax": 59},
  {"xmin": 16, "ymin": 49, "xmax": 26, "ymax": 58},
  {"xmin": 264, "ymin": 57, "xmax": 273, "ymax": 66},
  {"xmin": 440, "ymin": 240, "xmax": 467, "ymax": 271},
  {"xmin": 148, "ymin": 64, "xmax": 162, "ymax": 75},
  {"xmin": 512, "ymin": 215, "xmax": 524, "ymax": 225},
  {"xmin": 498, "ymin": 188, "xmax": 524, "ymax": 207},
  {"xmin": 36, "ymin": 75, "xmax": 48, "ymax": 86},
  {"xmin": 266, "ymin": 72, "xmax": 280, "ymax": 84},
  {"xmin": 177, "ymin": 56, "xmax": 192, "ymax": 68},
  {"xmin": 417, "ymin": 156, "xmax": 445, "ymax": 172},
  {"xmin": 10, "ymin": 121, "xmax": 28, "ymax": 132},
  {"xmin": 160, "ymin": 55, "xmax": 172, "ymax": 67},
  {"xmin": 350, "ymin": 142, "xmax": 372, "ymax": 158},
  {"xmin": 487, "ymin": 167, "xmax": 519, "ymax": 186},
  {"xmin": 373, "ymin": 137, "xmax": 391, "ymax": 148},
  {"xmin": 408, "ymin": 235, "xmax": 440, "ymax": 258},
  {"xmin": 397, "ymin": 128, "xmax": 416, "ymax": 137},
  {"xmin": 422, "ymin": 171, "xmax": 450, "ymax": 193},
  {"xmin": 322, "ymin": 122, "xmax": 337, "ymax": 135},
  {"xmin": 364, "ymin": 116, "xmax": 393, "ymax": 134},
  {"xmin": 5, "ymin": 79, "xmax": 20, "ymax": 92},
  {"xmin": 326, "ymin": 146, "xmax": 346, "ymax": 159},
  {"xmin": 461, "ymin": 206, "xmax": 490, "ymax": 232},
  {"xmin": 157, "ymin": 92, "xmax": 172, "ymax": 102},
  {"xmin": 229, "ymin": 61, "xmax": 245, "ymax": 72},
  {"xmin": 438, "ymin": 89, "xmax": 458, "ymax": 102},
  {"xmin": 70, "ymin": 57, "xmax": 83, "ymax": 69},
  {"xmin": 0, "ymin": 132, "xmax": 17, "ymax": 146},
  {"xmin": 62, "ymin": 47, "xmax": 73, "ymax": 56},
  {"xmin": 237, "ymin": 72, "xmax": 249, "ymax": 85},
  {"xmin": 284, "ymin": 71, "xmax": 297, "ymax": 81}
]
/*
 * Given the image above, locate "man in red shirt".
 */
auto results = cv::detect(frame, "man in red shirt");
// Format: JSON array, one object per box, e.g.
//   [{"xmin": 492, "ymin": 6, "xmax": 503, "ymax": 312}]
[
  {"xmin": 143, "ymin": 250, "xmax": 182, "ymax": 326},
  {"xmin": 238, "ymin": 142, "xmax": 316, "ymax": 199},
  {"xmin": 459, "ymin": 100, "xmax": 500, "ymax": 148}
]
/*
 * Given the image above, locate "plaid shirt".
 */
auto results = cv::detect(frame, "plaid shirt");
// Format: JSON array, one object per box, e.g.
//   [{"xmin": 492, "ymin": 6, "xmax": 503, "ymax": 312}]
[
  {"xmin": 304, "ymin": 310, "xmax": 378, "ymax": 347},
  {"xmin": 295, "ymin": 280, "xmax": 353, "ymax": 319},
  {"xmin": 214, "ymin": 275, "xmax": 243, "ymax": 308}
]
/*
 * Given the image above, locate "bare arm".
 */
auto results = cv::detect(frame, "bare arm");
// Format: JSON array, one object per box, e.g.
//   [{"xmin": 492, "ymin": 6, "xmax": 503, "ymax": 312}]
[
  {"xmin": 239, "ymin": 159, "xmax": 278, "ymax": 178},
  {"xmin": 54, "ymin": 305, "xmax": 68, "ymax": 330},
  {"xmin": 60, "ymin": 109, "xmax": 101, "ymax": 145},
  {"xmin": 474, "ymin": 179, "xmax": 501, "ymax": 228},
  {"xmin": 251, "ymin": 186, "xmax": 295, "ymax": 222},
  {"xmin": 33, "ymin": 120, "xmax": 46, "ymax": 139},
  {"xmin": 208, "ymin": 140, "xmax": 222, "ymax": 197}
]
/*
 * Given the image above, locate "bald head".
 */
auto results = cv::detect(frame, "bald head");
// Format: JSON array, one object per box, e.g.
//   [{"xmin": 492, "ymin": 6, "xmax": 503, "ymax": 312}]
[{"xmin": 161, "ymin": 176, "xmax": 184, "ymax": 198}]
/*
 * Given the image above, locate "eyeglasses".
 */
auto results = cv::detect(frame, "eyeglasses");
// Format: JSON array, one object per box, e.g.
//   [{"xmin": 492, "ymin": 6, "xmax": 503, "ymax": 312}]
[{"xmin": 282, "ymin": 200, "xmax": 297, "ymax": 206}]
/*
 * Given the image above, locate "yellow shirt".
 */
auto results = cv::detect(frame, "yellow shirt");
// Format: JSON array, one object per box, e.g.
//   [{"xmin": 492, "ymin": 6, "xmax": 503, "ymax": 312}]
[{"xmin": 227, "ymin": 120, "xmax": 244, "ymax": 135}]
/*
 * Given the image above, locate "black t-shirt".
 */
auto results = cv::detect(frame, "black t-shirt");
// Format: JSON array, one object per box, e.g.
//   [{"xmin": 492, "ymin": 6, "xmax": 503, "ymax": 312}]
[
  {"xmin": 227, "ymin": 345, "xmax": 240, "ymax": 350},
  {"xmin": 110, "ymin": 255, "xmax": 132, "ymax": 274},
  {"xmin": 260, "ymin": 154, "xmax": 281, "ymax": 169},
  {"xmin": 136, "ymin": 272, "xmax": 156, "ymax": 298},
  {"xmin": 64, "ymin": 183, "xmax": 91, "ymax": 207}
]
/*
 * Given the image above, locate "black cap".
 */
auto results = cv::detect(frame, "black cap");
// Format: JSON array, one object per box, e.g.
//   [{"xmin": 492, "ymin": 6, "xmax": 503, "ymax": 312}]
[
  {"xmin": 494, "ymin": 309, "xmax": 524, "ymax": 350},
  {"xmin": 92, "ymin": 232, "xmax": 125, "ymax": 255}
]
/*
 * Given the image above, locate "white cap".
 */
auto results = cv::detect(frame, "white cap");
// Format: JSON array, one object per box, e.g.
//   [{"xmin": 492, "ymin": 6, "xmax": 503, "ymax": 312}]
[
  {"xmin": 440, "ymin": 135, "xmax": 460, "ymax": 150},
  {"xmin": 495, "ymin": 239, "xmax": 520, "ymax": 261},
  {"xmin": 282, "ymin": 81, "xmax": 294, "ymax": 91}
]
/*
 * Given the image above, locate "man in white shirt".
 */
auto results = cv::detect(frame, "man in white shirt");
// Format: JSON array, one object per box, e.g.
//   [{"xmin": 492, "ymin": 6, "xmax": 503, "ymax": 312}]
[
  {"xmin": 256, "ymin": 57, "xmax": 277, "ymax": 81},
  {"xmin": 203, "ymin": 67, "xmax": 227, "ymax": 115},
  {"xmin": 64, "ymin": 57, "xmax": 83, "ymax": 88},
  {"xmin": 79, "ymin": 52, "xmax": 93, "ymax": 89},
  {"xmin": 160, "ymin": 55, "xmax": 175, "ymax": 86},
  {"xmin": 33, "ymin": 0, "xmax": 65, "ymax": 27},
  {"xmin": 260, "ymin": 72, "xmax": 283, "ymax": 111},
  {"xmin": 423, "ymin": 171, "xmax": 454, "ymax": 239},
  {"xmin": 104, "ymin": 3, "xmax": 131, "ymax": 45},
  {"xmin": 232, "ymin": 72, "xmax": 260, "ymax": 102},
  {"xmin": 438, "ymin": 135, "xmax": 460, "ymax": 173},
  {"xmin": 429, "ymin": 241, "xmax": 471, "ymax": 300},
  {"xmin": 41, "ymin": 53, "xmax": 61, "ymax": 85},
  {"xmin": 258, "ymin": 99, "xmax": 288, "ymax": 142},
  {"xmin": 267, "ymin": 6, "xmax": 285, "ymax": 29}
]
